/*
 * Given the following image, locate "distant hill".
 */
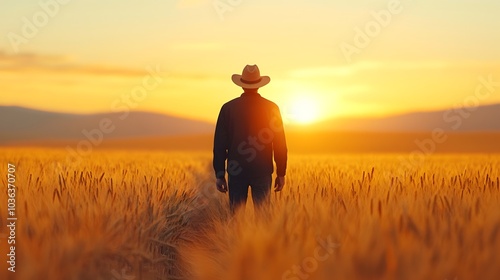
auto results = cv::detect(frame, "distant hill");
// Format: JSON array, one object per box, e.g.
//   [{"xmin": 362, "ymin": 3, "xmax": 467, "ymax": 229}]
[
  {"xmin": 316, "ymin": 103, "xmax": 500, "ymax": 132},
  {"xmin": 2, "ymin": 103, "xmax": 500, "ymax": 145},
  {"xmin": 0, "ymin": 106, "xmax": 214, "ymax": 144}
]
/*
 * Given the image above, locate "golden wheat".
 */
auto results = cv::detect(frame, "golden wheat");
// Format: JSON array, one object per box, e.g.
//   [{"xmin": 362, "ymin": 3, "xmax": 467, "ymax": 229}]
[{"xmin": 0, "ymin": 149, "xmax": 499, "ymax": 279}]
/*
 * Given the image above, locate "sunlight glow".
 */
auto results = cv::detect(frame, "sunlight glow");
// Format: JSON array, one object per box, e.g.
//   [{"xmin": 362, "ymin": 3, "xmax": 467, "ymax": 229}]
[{"xmin": 284, "ymin": 96, "xmax": 320, "ymax": 125}]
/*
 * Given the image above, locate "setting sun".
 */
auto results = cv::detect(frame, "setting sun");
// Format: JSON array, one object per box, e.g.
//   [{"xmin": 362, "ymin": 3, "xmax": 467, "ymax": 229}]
[{"xmin": 284, "ymin": 96, "xmax": 320, "ymax": 124}]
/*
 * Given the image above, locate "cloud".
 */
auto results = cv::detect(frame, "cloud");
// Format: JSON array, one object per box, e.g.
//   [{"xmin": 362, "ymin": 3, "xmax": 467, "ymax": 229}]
[
  {"xmin": 0, "ymin": 51, "xmax": 147, "ymax": 77},
  {"xmin": 0, "ymin": 51, "xmax": 227, "ymax": 88}
]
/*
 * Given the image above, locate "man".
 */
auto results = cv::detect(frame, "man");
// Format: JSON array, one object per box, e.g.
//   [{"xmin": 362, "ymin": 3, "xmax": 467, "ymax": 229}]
[{"xmin": 213, "ymin": 64, "xmax": 288, "ymax": 212}]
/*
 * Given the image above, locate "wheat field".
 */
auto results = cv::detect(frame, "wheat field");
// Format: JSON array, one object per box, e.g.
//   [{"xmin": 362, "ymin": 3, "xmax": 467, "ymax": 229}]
[{"xmin": 1, "ymin": 148, "xmax": 500, "ymax": 280}]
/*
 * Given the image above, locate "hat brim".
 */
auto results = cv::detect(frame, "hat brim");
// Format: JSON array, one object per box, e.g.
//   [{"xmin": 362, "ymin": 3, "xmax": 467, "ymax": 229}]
[{"xmin": 232, "ymin": 74, "xmax": 271, "ymax": 89}]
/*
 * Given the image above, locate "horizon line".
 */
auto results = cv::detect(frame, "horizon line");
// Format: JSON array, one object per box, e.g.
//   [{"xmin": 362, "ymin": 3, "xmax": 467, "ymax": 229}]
[{"xmin": 2, "ymin": 102, "xmax": 500, "ymax": 124}]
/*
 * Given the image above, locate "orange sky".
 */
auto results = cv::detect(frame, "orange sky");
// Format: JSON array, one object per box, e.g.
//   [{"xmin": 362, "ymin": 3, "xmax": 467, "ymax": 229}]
[{"xmin": 1, "ymin": 0, "xmax": 500, "ymax": 124}]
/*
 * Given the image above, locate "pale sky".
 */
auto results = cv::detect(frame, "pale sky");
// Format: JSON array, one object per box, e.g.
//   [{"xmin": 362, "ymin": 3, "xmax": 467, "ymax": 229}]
[{"xmin": 1, "ymin": 0, "xmax": 500, "ymax": 123}]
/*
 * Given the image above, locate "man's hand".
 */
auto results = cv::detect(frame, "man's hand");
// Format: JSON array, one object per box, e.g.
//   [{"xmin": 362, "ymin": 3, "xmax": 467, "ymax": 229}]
[
  {"xmin": 216, "ymin": 178, "xmax": 228, "ymax": 193},
  {"xmin": 274, "ymin": 176, "xmax": 285, "ymax": 192}
]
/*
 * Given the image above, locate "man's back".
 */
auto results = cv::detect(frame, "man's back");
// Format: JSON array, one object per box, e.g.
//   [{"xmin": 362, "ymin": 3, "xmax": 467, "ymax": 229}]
[{"xmin": 213, "ymin": 92, "xmax": 287, "ymax": 179}]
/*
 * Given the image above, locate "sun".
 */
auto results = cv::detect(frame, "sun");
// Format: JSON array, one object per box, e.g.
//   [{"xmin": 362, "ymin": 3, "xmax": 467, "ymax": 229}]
[{"xmin": 285, "ymin": 96, "xmax": 320, "ymax": 124}]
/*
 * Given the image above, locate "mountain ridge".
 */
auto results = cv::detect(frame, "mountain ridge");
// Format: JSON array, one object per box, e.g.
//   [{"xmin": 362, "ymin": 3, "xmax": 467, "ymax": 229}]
[
  {"xmin": 1, "ymin": 103, "xmax": 500, "ymax": 144},
  {"xmin": 311, "ymin": 103, "xmax": 500, "ymax": 132},
  {"xmin": 0, "ymin": 105, "xmax": 214, "ymax": 143}
]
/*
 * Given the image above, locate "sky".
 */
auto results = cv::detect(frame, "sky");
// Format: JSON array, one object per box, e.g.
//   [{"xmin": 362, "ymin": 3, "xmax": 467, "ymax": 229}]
[{"xmin": 1, "ymin": 0, "xmax": 500, "ymax": 124}]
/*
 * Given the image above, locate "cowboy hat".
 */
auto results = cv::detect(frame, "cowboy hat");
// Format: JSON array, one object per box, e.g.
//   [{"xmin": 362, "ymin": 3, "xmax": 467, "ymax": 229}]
[{"xmin": 232, "ymin": 65, "xmax": 270, "ymax": 89}]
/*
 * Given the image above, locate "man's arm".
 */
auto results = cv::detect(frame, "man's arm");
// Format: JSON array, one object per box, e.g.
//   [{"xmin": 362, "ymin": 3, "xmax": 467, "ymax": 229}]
[
  {"xmin": 213, "ymin": 105, "xmax": 228, "ymax": 179},
  {"xmin": 272, "ymin": 106, "xmax": 288, "ymax": 178}
]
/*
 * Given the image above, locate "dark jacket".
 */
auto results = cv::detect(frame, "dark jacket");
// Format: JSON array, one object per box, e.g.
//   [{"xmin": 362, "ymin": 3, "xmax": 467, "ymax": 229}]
[{"xmin": 213, "ymin": 93, "xmax": 288, "ymax": 179}]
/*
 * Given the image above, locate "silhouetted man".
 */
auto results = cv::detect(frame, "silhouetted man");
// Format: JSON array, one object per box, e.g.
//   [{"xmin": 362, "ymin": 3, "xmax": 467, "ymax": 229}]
[{"xmin": 213, "ymin": 65, "xmax": 288, "ymax": 212}]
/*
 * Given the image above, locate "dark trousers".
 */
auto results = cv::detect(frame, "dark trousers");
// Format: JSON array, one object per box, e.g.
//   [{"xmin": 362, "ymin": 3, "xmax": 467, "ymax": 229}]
[{"xmin": 228, "ymin": 175, "xmax": 272, "ymax": 212}]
